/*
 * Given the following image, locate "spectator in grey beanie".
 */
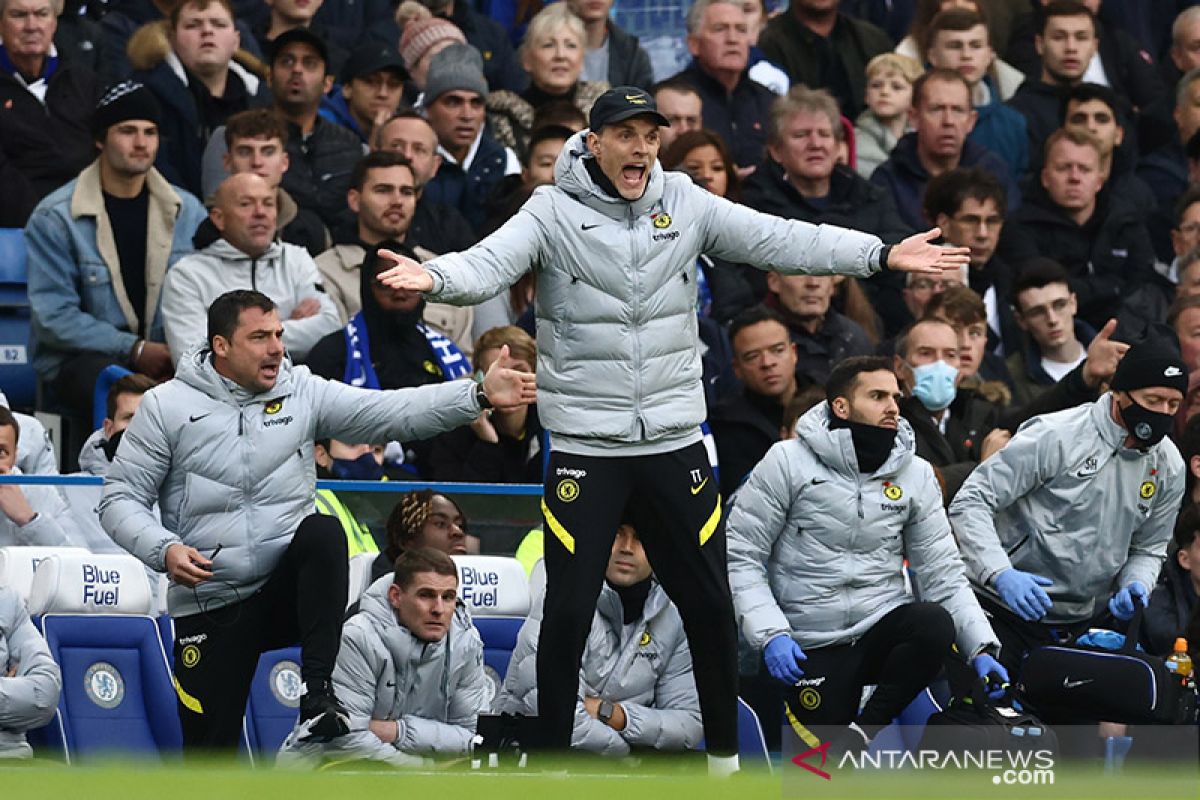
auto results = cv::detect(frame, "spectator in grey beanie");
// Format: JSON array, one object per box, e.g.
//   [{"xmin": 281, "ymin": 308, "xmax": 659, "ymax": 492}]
[{"xmin": 420, "ymin": 42, "xmax": 519, "ymax": 234}]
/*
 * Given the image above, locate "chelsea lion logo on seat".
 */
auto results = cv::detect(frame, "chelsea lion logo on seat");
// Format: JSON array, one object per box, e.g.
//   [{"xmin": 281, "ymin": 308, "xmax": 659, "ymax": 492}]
[{"xmin": 84, "ymin": 662, "xmax": 125, "ymax": 709}]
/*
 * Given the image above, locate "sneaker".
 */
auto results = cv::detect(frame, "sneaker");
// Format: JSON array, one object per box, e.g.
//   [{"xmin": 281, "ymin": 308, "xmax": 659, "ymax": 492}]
[{"xmin": 297, "ymin": 682, "xmax": 350, "ymax": 743}]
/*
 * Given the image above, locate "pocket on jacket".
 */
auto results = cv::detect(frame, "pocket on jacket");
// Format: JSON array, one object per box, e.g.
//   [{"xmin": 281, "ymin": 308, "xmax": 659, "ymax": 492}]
[
  {"xmin": 80, "ymin": 261, "xmax": 123, "ymax": 319},
  {"xmin": 181, "ymin": 472, "xmax": 239, "ymax": 518}
]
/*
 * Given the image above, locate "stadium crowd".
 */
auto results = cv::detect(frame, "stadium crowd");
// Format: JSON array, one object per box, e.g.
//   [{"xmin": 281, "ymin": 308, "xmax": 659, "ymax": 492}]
[{"xmin": 1, "ymin": 0, "xmax": 1200, "ymax": 772}]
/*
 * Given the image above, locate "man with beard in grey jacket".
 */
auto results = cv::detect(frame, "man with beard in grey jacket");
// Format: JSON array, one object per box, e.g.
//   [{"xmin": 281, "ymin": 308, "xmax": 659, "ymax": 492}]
[
  {"xmin": 728, "ymin": 356, "xmax": 1005, "ymax": 756},
  {"xmin": 375, "ymin": 86, "xmax": 970, "ymax": 773},
  {"xmin": 100, "ymin": 289, "xmax": 535, "ymax": 752},
  {"xmin": 500, "ymin": 516, "xmax": 703, "ymax": 756},
  {"xmin": 278, "ymin": 548, "xmax": 489, "ymax": 767},
  {"xmin": 949, "ymin": 332, "xmax": 1188, "ymax": 677},
  {"xmin": 0, "ymin": 585, "xmax": 61, "ymax": 759}
]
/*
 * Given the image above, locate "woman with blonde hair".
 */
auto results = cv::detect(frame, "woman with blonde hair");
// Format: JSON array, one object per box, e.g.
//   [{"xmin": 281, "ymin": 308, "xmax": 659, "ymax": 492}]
[{"xmin": 488, "ymin": 3, "xmax": 609, "ymax": 156}]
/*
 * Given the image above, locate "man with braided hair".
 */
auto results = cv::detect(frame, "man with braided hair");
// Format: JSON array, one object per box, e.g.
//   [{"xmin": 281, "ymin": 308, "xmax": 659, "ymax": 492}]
[{"xmin": 370, "ymin": 490, "xmax": 471, "ymax": 581}]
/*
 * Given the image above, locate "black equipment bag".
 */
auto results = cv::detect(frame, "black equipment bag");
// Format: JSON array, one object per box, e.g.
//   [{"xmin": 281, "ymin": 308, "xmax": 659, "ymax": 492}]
[
  {"xmin": 1020, "ymin": 601, "xmax": 1197, "ymax": 725},
  {"xmin": 921, "ymin": 654, "xmax": 1058, "ymax": 755}
]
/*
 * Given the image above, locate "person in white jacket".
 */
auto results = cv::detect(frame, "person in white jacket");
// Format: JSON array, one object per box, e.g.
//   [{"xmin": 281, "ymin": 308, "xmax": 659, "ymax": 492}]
[
  {"xmin": 279, "ymin": 547, "xmax": 489, "ymax": 767},
  {"xmin": 0, "ymin": 586, "xmax": 61, "ymax": 759},
  {"xmin": 161, "ymin": 173, "xmax": 341, "ymax": 364},
  {"xmin": 500, "ymin": 517, "xmax": 703, "ymax": 756}
]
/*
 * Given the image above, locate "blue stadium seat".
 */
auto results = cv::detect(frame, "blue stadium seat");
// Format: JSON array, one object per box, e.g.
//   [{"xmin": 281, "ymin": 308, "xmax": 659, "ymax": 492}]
[
  {"xmin": 452, "ymin": 556, "xmax": 531, "ymax": 703},
  {"xmin": 0, "ymin": 228, "xmax": 34, "ymax": 409},
  {"xmin": 870, "ymin": 687, "xmax": 944, "ymax": 756},
  {"xmin": 157, "ymin": 614, "xmax": 174, "ymax": 666},
  {"xmin": 29, "ymin": 551, "xmax": 181, "ymax": 761},
  {"xmin": 93, "ymin": 364, "xmax": 133, "ymax": 430},
  {"xmin": 736, "ymin": 697, "xmax": 772, "ymax": 770},
  {"xmin": 473, "ymin": 617, "xmax": 524, "ymax": 680},
  {"xmin": 40, "ymin": 614, "xmax": 182, "ymax": 760},
  {"xmin": 0, "ymin": 227, "xmax": 27, "ymax": 306},
  {"xmin": 243, "ymin": 647, "xmax": 303, "ymax": 761}
]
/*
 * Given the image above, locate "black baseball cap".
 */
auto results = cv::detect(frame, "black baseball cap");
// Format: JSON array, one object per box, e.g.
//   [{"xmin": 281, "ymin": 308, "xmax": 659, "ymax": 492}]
[
  {"xmin": 340, "ymin": 44, "xmax": 409, "ymax": 85},
  {"xmin": 269, "ymin": 28, "xmax": 330, "ymax": 72},
  {"xmin": 588, "ymin": 86, "xmax": 670, "ymax": 132}
]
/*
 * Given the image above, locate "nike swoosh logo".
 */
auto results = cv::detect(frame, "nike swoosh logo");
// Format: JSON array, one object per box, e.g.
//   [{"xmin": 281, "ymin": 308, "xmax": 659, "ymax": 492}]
[
  {"xmin": 385, "ymin": 681, "xmax": 396, "ymax": 688},
  {"xmin": 1062, "ymin": 677, "xmax": 1093, "ymax": 689},
  {"xmin": 811, "ymin": 478, "xmax": 827, "ymax": 485},
  {"xmin": 689, "ymin": 477, "xmax": 709, "ymax": 495},
  {"xmin": 189, "ymin": 413, "xmax": 211, "ymax": 423},
  {"xmin": 581, "ymin": 223, "xmax": 601, "ymax": 231}
]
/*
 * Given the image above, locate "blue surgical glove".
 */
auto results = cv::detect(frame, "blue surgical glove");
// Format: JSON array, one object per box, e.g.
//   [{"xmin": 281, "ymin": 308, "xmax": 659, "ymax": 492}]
[
  {"xmin": 972, "ymin": 653, "xmax": 1010, "ymax": 700},
  {"xmin": 764, "ymin": 634, "xmax": 807, "ymax": 684},
  {"xmin": 1108, "ymin": 581, "xmax": 1149, "ymax": 621},
  {"xmin": 993, "ymin": 569, "xmax": 1053, "ymax": 621}
]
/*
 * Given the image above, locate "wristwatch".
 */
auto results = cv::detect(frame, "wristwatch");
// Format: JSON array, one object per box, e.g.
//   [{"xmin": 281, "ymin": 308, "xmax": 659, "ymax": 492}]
[
  {"xmin": 598, "ymin": 700, "xmax": 614, "ymax": 726},
  {"xmin": 474, "ymin": 380, "xmax": 493, "ymax": 410}
]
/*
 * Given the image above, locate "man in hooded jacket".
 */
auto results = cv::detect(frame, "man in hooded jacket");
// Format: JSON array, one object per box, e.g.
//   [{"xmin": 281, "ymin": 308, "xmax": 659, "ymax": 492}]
[
  {"xmin": 99, "ymin": 288, "xmax": 535, "ymax": 751},
  {"xmin": 500, "ymin": 517, "xmax": 703, "ymax": 755},
  {"xmin": 949, "ymin": 332, "xmax": 1187, "ymax": 676},
  {"xmin": 278, "ymin": 547, "xmax": 489, "ymax": 767},
  {"xmin": 727, "ymin": 356, "xmax": 1004, "ymax": 755},
  {"xmin": 373, "ymin": 86, "xmax": 969, "ymax": 772}
]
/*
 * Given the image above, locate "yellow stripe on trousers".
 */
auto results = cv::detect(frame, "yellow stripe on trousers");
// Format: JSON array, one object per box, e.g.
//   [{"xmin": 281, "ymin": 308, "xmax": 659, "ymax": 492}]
[
  {"xmin": 785, "ymin": 701, "xmax": 821, "ymax": 749},
  {"xmin": 540, "ymin": 499, "xmax": 575, "ymax": 554},
  {"xmin": 173, "ymin": 676, "xmax": 204, "ymax": 714},
  {"xmin": 699, "ymin": 496, "xmax": 722, "ymax": 546}
]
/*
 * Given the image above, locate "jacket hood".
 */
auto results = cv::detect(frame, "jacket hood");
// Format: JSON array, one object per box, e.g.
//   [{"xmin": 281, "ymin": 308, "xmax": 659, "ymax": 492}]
[
  {"xmin": 357, "ymin": 573, "xmax": 473, "ymax": 665},
  {"xmin": 174, "ymin": 342, "xmax": 296, "ymax": 406},
  {"xmin": 554, "ymin": 129, "xmax": 664, "ymax": 219},
  {"xmin": 796, "ymin": 401, "xmax": 915, "ymax": 478},
  {"xmin": 78, "ymin": 428, "xmax": 110, "ymax": 476},
  {"xmin": 127, "ymin": 19, "xmax": 265, "ymax": 91},
  {"xmin": 200, "ymin": 236, "xmax": 284, "ymax": 264}
]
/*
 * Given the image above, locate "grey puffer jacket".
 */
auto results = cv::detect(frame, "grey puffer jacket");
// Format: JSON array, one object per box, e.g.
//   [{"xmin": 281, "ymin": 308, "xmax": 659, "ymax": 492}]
[
  {"xmin": 499, "ymin": 579, "xmax": 702, "ymax": 756},
  {"xmin": 99, "ymin": 346, "xmax": 484, "ymax": 617},
  {"xmin": 0, "ymin": 393, "xmax": 57, "ymax": 476},
  {"xmin": 0, "ymin": 586, "xmax": 61, "ymax": 758},
  {"xmin": 278, "ymin": 575, "xmax": 488, "ymax": 767},
  {"xmin": 727, "ymin": 403, "xmax": 998, "ymax": 658},
  {"xmin": 949, "ymin": 394, "xmax": 1184, "ymax": 624},
  {"xmin": 423, "ymin": 130, "xmax": 885, "ymax": 455},
  {"xmin": 0, "ymin": 467, "xmax": 77, "ymax": 548}
]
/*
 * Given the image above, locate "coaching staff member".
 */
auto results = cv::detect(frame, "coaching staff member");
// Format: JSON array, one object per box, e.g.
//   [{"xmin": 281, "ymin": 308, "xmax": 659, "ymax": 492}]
[
  {"xmin": 99, "ymin": 289, "xmax": 535, "ymax": 751},
  {"xmin": 375, "ymin": 86, "xmax": 968, "ymax": 774}
]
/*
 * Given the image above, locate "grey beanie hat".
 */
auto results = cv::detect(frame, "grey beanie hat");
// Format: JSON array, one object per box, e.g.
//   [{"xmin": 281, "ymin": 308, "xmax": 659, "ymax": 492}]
[{"xmin": 423, "ymin": 43, "xmax": 488, "ymax": 103}]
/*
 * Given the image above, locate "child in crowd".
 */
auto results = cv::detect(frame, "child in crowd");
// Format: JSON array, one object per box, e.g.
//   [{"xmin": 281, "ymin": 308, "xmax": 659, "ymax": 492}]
[{"xmin": 855, "ymin": 53, "xmax": 923, "ymax": 180}]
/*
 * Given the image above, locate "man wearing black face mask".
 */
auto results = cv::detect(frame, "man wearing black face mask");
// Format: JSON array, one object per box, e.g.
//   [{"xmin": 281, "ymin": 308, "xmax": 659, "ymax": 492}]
[
  {"xmin": 950, "ymin": 331, "xmax": 1188, "ymax": 678},
  {"xmin": 727, "ymin": 356, "xmax": 1003, "ymax": 756},
  {"xmin": 313, "ymin": 438, "xmax": 383, "ymax": 560}
]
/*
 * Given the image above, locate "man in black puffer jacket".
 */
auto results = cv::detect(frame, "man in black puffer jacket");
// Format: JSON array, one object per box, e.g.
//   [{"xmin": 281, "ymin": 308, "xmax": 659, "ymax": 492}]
[
  {"xmin": 998, "ymin": 128, "xmax": 1155, "ymax": 330},
  {"xmin": 0, "ymin": 0, "xmax": 99, "ymax": 226}
]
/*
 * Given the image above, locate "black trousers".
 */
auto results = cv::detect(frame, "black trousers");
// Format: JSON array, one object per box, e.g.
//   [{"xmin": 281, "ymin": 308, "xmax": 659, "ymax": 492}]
[
  {"xmin": 784, "ymin": 602, "xmax": 956, "ymax": 742},
  {"xmin": 171, "ymin": 514, "xmax": 348, "ymax": 752},
  {"xmin": 536, "ymin": 442, "xmax": 739, "ymax": 756}
]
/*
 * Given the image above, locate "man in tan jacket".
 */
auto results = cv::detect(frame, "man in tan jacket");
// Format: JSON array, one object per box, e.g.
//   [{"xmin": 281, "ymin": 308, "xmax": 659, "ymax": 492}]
[{"xmin": 317, "ymin": 150, "xmax": 473, "ymax": 353}]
